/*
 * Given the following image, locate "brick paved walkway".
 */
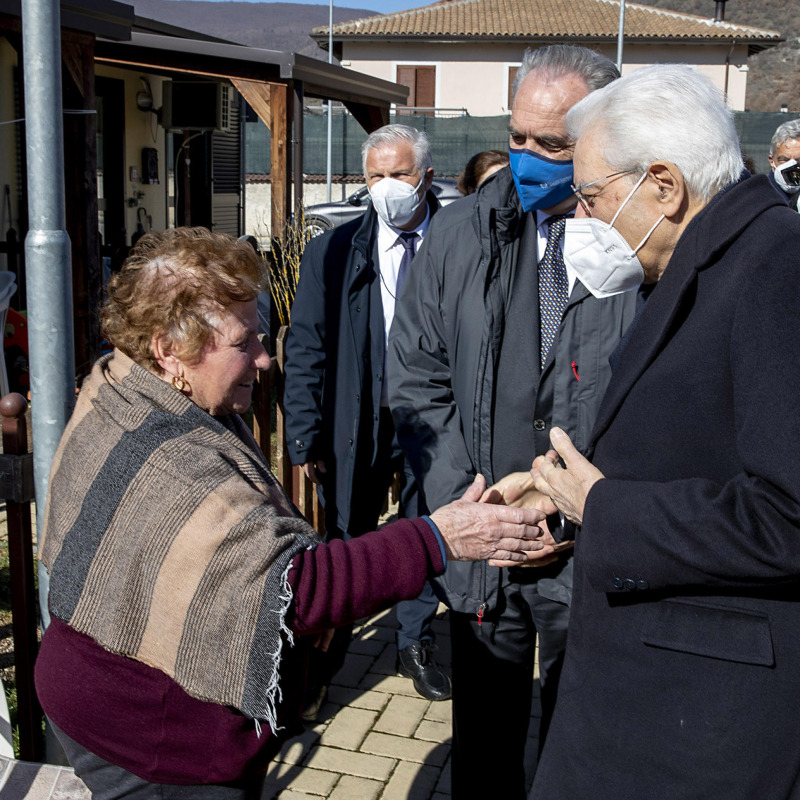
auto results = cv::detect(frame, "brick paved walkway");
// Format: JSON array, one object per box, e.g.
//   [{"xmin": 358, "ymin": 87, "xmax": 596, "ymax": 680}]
[
  {"xmin": 262, "ymin": 603, "xmax": 542, "ymax": 800},
  {"xmin": 0, "ymin": 602, "xmax": 541, "ymax": 799}
]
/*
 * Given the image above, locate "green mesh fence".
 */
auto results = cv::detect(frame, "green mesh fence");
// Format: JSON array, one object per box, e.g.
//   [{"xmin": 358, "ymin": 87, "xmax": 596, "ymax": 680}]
[
  {"xmin": 246, "ymin": 110, "xmax": 797, "ymax": 178},
  {"xmin": 246, "ymin": 112, "xmax": 511, "ymax": 177}
]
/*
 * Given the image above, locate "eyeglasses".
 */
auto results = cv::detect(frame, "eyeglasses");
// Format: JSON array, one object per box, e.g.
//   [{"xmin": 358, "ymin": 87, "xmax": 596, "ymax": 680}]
[{"xmin": 571, "ymin": 169, "xmax": 637, "ymax": 215}]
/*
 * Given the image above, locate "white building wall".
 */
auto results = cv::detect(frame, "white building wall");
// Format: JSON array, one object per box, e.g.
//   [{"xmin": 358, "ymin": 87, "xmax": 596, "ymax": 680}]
[{"xmin": 342, "ymin": 40, "xmax": 751, "ymax": 113}]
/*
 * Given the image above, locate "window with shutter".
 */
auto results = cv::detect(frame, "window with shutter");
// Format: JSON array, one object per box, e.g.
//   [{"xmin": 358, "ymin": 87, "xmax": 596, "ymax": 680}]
[
  {"xmin": 396, "ymin": 66, "xmax": 436, "ymax": 116},
  {"xmin": 508, "ymin": 67, "xmax": 519, "ymax": 110}
]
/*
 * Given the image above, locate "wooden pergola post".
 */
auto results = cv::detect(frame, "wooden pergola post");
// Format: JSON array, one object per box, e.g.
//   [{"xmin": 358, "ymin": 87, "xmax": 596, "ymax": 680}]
[{"xmin": 269, "ymin": 83, "xmax": 291, "ymax": 242}]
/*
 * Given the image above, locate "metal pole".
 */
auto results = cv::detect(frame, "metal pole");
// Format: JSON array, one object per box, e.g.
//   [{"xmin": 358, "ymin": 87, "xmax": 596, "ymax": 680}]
[
  {"xmin": 616, "ymin": 0, "xmax": 626, "ymax": 73},
  {"xmin": 21, "ymin": 0, "xmax": 75, "ymax": 629},
  {"xmin": 293, "ymin": 80, "xmax": 305, "ymax": 218},
  {"xmin": 326, "ymin": 0, "xmax": 333, "ymax": 202}
]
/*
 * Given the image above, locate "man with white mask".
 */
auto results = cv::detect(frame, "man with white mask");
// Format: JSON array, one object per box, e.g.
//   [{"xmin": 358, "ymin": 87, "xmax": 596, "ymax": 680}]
[
  {"xmin": 284, "ymin": 124, "xmax": 447, "ymax": 715},
  {"xmin": 768, "ymin": 118, "xmax": 800, "ymax": 211},
  {"xmin": 529, "ymin": 63, "xmax": 800, "ymax": 800},
  {"xmin": 389, "ymin": 45, "xmax": 636, "ymax": 799}
]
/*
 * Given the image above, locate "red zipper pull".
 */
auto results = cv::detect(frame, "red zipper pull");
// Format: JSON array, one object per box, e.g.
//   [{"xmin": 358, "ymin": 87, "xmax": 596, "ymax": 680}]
[
  {"xmin": 571, "ymin": 360, "xmax": 581, "ymax": 381},
  {"xmin": 477, "ymin": 603, "xmax": 487, "ymax": 627}
]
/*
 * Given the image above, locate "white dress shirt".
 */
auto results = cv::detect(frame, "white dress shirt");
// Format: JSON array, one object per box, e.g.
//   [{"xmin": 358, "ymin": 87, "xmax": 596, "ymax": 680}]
[{"xmin": 376, "ymin": 208, "xmax": 431, "ymax": 405}]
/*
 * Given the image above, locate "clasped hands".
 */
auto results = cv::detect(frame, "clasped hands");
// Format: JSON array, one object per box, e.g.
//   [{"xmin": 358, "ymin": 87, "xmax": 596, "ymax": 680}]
[{"xmin": 481, "ymin": 427, "xmax": 605, "ymax": 568}]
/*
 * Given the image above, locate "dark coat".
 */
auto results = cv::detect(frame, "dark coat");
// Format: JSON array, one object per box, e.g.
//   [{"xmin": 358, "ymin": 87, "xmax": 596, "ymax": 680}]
[
  {"xmin": 532, "ymin": 175, "xmax": 800, "ymax": 799},
  {"xmin": 283, "ymin": 194, "xmax": 439, "ymax": 534},
  {"xmin": 389, "ymin": 167, "xmax": 635, "ymax": 613}
]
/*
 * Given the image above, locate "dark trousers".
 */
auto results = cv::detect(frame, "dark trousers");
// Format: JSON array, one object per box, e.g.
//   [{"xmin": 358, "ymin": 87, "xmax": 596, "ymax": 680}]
[
  {"xmin": 50, "ymin": 720, "xmax": 264, "ymax": 800},
  {"xmin": 449, "ymin": 577, "xmax": 570, "ymax": 800},
  {"xmin": 348, "ymin": 408, "xmax": 439, "ymax": 649},
  {"xmin": 311, "ymin": 409, "xmax": 440, "ymax": 689}
]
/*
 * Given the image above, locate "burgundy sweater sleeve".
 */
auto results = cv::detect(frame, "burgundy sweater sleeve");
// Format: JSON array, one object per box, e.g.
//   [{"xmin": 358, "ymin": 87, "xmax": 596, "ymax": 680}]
[{"xmin": 287, "ymin": 517, "xmax": 445, "ymax": 636}]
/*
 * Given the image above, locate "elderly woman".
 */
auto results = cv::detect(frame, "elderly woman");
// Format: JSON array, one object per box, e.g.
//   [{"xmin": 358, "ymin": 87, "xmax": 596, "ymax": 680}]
[
  {"xmin": 512, "ymin": 66, "xmax": 800, "ymax": 799},
  {"xmin": 33, "ymin": 228, "xmax": 546, "ymax": 798}
]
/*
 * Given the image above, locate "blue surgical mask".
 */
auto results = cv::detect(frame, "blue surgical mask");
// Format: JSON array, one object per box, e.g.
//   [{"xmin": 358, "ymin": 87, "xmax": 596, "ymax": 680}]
[{"xmin": 509, "ymin": 147, "xmax": 574, "ymax": 212}]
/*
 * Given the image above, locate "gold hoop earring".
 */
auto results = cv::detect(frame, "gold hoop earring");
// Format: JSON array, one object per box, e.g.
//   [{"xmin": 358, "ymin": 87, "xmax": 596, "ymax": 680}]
[{"xmin": 172, "ymin": 373, "xmax": 187, "ymax": 392}]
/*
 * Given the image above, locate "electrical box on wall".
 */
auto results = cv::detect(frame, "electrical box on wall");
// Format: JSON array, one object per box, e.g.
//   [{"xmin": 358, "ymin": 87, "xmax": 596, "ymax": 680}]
[
  {"xmin": 161, "ymin": 81, "xmax": 232, "ymax": 132},
  {"xmin": 142, "ymin": 148, "xmax": 159, "ymax": 184}
]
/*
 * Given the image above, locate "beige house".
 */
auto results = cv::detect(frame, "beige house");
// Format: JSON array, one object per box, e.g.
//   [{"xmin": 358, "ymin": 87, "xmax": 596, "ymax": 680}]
[{"xmin": 312, "ymin": 0, "xmax": 781, "ymax": 113}]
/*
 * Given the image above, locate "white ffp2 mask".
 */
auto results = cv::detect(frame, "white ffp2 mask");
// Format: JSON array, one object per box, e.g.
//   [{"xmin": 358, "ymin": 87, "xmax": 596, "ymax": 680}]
[
  {"xmin": 368, "ymin": 176, "xmax": 425, "ymax": 228},
  {"xmin": 564, "ymin": 172, "xmax": 663, "ymax": 298}
]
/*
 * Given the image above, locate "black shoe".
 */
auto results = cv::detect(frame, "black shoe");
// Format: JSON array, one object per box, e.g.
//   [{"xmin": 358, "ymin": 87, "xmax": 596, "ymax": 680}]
[{"xmin": 396, "ymin": 641, "xmax": 452, "ymax": 701}]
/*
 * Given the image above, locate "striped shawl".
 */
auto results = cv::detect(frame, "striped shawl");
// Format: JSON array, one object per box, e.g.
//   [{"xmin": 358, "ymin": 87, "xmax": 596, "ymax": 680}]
[{"xmin": 39, "ymin": 350, "xmax": 319, "ymax": 728}]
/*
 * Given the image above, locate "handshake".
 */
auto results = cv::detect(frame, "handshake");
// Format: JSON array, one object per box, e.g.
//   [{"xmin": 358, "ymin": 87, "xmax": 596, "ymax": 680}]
[
  {"xmin": 427, "ymin": 470, "xmax": 569, "ymax": 568},
  {"xmin": 432, "ymin": 425, "xmax": 605, "ymax": 567}
]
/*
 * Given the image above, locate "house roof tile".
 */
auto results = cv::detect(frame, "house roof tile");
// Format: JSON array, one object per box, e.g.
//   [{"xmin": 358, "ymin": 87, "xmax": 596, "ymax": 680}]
[{"xmin": 312, "ymin": 0, "xmax": 781, "ymax": 45}]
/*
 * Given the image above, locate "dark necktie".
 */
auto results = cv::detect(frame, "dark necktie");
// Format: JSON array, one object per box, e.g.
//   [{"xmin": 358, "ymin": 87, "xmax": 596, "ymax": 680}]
[
  {"xmin": 395, "ymin": 231, "xmax": 418, "ymax": 299},
  {"xmin": 538, "ymin": 215, "xmax": 569, "ymax": 369}
]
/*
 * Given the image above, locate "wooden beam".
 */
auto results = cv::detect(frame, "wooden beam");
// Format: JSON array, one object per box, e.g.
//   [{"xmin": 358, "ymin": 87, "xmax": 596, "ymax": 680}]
[
  {"xmin": 231, "ymin": 78, "xmax": 272, "ymax": 131},
  {"xmin": 344, "ymin": 100, "xmax": 390, "ymax": 133},
  {"xmin": 292, "ymin": 79, "xmax": 304, "ymax": 219},
  {"xmin": 270, "ymin": 83, "xmax": 291, "ymax": 241}
]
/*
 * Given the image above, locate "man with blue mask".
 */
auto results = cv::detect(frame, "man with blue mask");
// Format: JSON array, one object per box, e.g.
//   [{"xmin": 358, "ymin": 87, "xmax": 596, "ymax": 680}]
[
  {"xmin": 284, "ymin": 124, "xmax": 447, "ymax": 715},
  {"xmin": 389, "ymin": 46, "xmax": 636, "ymax": 799}
]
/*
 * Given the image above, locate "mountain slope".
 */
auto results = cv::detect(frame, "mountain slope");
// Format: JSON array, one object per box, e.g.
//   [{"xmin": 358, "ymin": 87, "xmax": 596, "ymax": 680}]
[
  {"xmin": 636, "ymin": 0, "xmax": 798, "ymax": 110},
  {"xmin": 130, "ymin": 0, "xmax": 795, "ymax": 110},
  {"xmin": 130, "ymin": 0, "xmax": 377, "ymax": 58}
]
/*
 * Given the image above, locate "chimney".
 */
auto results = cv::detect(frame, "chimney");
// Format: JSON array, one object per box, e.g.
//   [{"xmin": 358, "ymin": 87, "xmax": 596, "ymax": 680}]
[{"xmin": 714, "ymin": 0, "xmax": 727, "ymax": 22}]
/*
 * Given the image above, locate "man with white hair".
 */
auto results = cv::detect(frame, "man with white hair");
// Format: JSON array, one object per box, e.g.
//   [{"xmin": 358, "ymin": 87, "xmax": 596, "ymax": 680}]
[
  {"xmin": 389, "ymin": 45, "xmax": 632, "ymax": 799},
  {"xmin": 768, "ymin": 117, "xmax": 800, "ymax": 210},
  {"xmin": 284, "ymin": 124, "xmax": 448, "ymax": 712},
  {"xmin": 528, "ymin": 64, "xmax": 800, "ymax": 798}
]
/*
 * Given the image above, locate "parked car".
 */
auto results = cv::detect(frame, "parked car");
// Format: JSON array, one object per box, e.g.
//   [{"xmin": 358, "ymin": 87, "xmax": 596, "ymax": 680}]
[{"xmin": 303, "ymin": 178, "xmax": 462, "ymax": 237}]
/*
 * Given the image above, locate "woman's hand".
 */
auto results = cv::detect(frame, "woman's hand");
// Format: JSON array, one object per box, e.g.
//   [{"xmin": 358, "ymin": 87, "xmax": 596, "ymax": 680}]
[
  {"xmin": 487, "ymin": 513, "xmax": 563, "ymax": 568},
  {"xmin": 531, "ymin": 427, "xmax": 604, "ymax": 526},
  {"xmin": 429, "ymin": 475, "xmax": 547, "ymax": 563}
]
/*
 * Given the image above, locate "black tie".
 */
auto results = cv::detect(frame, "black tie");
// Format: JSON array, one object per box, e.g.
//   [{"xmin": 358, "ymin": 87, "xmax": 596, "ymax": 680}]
[
  {"xmin": 395, "ymin": 231, "xmax": 418, "ymax": 298},
  {"xmin": 538, "ymin": 215, "xmax": 569, "ymax": 369}
]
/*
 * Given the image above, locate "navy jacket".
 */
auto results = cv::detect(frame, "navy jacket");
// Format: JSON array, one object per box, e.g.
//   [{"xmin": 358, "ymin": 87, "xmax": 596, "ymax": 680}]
[
  {"xmin": 389, "ymin": 168, "xmax": 635, "ymax": 613},
  {"xmin": 532, "ymin": 175, "xmax": 800, "ymax": 798},
  {"xmin": 283, "ymin": 194, "xmax": 439, "ymax": 534}
]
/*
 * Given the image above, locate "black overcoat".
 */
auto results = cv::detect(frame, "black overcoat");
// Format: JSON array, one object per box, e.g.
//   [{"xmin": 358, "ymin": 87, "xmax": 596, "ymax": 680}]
[
  {"xmin": 532, "ymin": 175, "xmax": 800, "ymax": 799},
  {"xmin": 283, "ymin": 194, "xmax": 439, "ymax": 534}
]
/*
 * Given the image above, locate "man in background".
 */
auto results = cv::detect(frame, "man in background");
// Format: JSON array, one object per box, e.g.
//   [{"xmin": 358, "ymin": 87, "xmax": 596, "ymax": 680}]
[
  {"xmin": 284, "ymin": 125, "xmax": 448, "ymax": 716},
  {"xmin": 389, "ymin": 46, "xmax": 634, "ymax": 799},
  {"xmin": 768, "ymin": 118, "xmax": 800, "ymax": 210}
]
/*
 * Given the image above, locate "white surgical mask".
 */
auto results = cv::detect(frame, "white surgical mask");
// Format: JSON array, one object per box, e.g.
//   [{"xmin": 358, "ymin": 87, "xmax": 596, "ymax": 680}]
[
  {"xmin": 774, "ymin": 159, "xmax": 800, "ymax": 194},
  {"xmin": 369, "ymin": 176, "xmax": 425, "ymax": 228},
  {"xmin": 564, "ymin": 172, "xmax": 664, "ymax": 298}
]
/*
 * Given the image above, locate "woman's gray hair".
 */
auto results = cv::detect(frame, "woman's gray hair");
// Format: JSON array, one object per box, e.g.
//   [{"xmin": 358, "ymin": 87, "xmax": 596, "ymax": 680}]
[
  {"xmin": 361, "ymin": 124, "xmax": 432, "ymax": 176},
  {"xmin": 770, "ymin": 118, "xmax": 800, "ymax": 155},
  {"xmin": 511, "ymin": 45, "xmax": 619, "ymax": 104},
  {"xmin": 565, "ymin": 64, "xmax": 744, "ymax": 203}
]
